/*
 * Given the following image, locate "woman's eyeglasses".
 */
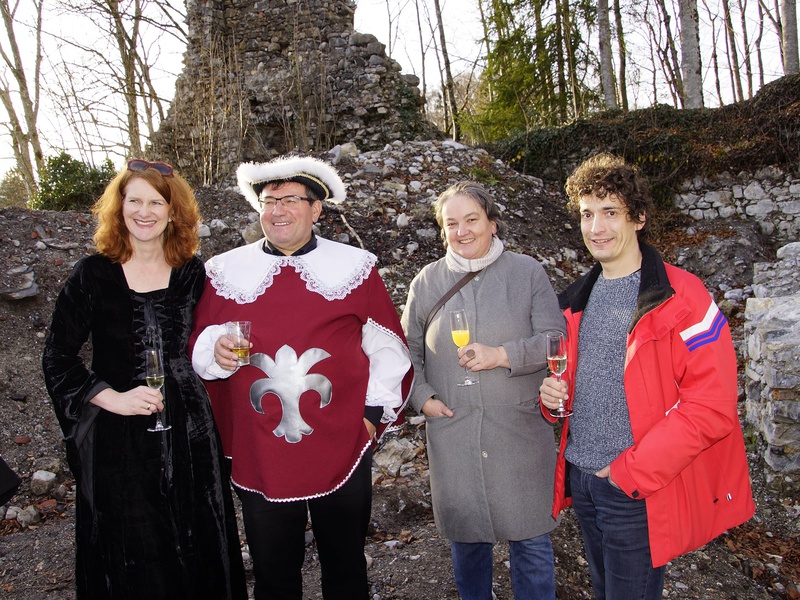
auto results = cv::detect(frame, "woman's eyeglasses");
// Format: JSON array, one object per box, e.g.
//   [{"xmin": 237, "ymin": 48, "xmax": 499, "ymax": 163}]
[{"xmin": 127, "ymin": 159, "xmax": 174, "ymax": 177}]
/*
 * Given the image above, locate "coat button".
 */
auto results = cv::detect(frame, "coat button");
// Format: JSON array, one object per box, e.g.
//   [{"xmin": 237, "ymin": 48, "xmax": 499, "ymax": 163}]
[{"xmin": 481, "ymin": 451, "xmax": 488, "ymax": 458}]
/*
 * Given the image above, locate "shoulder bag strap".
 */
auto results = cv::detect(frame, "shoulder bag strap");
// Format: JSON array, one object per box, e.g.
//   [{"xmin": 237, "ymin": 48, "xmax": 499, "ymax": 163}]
[{"xmin": 421, "ymin": 270, "xmax": 481, "ymax": 367}]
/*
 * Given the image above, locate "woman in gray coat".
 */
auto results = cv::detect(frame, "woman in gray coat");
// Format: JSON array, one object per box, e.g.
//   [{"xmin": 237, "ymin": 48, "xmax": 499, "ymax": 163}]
[{"xmin": 401, "ymin": 181, "xmax": 565, "ymax": 600}]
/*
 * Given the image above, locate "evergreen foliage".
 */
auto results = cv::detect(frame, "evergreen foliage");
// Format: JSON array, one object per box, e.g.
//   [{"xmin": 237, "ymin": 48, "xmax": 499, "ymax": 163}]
[
  {"xmin": 488, "ymin": 74, "xmax": 800, "ymax": 207},
  {"xmin": 0, "ymin": 168, "xmax": 29, "ymax": 208},
  {"xmin": 31, "ymin": 153, "xmax": 116, "ymax": 211},
  {"xmin": 464, "ymin": 0, "xmax": 601, "ymax": 143}
]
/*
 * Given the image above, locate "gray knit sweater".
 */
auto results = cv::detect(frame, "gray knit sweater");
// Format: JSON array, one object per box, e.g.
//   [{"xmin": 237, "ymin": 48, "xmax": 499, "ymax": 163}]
[{"xmin": 565, "ymin": 270, "xmax": 641, "ymax": 472}]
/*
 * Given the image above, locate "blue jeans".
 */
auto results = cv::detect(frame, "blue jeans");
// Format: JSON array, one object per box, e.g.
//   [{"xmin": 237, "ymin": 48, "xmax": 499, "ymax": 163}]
[
  {"xmin": 569, "ymin": 465, "xmax": 665, "ymax": 600},
  {"xmin": 450, "ymin": 534, "xmax": 555, "ymax": 600}
]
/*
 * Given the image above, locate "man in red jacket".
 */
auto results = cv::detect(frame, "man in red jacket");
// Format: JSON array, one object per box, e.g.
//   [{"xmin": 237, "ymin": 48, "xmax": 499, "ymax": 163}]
[{"xmin": 540, "ymin": 153, "xmax": 754, "ymax": 599}]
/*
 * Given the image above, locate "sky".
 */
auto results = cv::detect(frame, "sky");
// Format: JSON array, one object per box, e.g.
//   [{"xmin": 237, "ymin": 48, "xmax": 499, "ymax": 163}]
[
  {"xmin": 354, "ymin": 0, "xmax": 485, "ymax": 91},
  {"xmin": 0, "ymin": 0, "xmax": 485, "ymax": 178}
]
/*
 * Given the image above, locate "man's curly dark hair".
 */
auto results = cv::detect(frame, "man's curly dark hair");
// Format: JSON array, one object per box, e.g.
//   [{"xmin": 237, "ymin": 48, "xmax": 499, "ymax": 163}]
[{"xmin": 564, "ymin": 153, "xmax": 654, "ymax": 237}]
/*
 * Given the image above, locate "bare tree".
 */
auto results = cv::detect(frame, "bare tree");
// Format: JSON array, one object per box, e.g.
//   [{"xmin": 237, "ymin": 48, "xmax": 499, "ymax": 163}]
[
  {"xmin": 701, "ymin": 0, "xmax": 725, "ymax": 103},
  {"xmin": 613, "ymin": 0, "xmax": 629, "ymax": 110},
  {"xmin": 598, "ymin": 0, "xmax": 618, "ymax": 108},
  {"xmin": 782, "ymin": 0, "xmax": 799, "ymax": 72},
  {"xmin": 754, "ymin": 0, "xmax": 767, "ymax": 87},
  {"xmin": 0, "ymin": 0, "xmax": 45, "ymax": 200},
  {"xmin": 424, "ymin": 3, "xmax": 449, "ymax": 132},
  {"xmin": 737, "ymin": 0, "xmax": 754, "ymax": 97},
  {"xmin": 432, "ymin": 0, "xmax": 460, "ymax": 140},
  {"xmin": 680, "ymin": 0, "xmax": 704, "ymax": 107},
  {"xmin": 756, "ymin": 0, "xmax": 788, "ymax": 72},
  {"xmin": 382, "ymin": 0, "xmax": 410, "ymax": 58},
  {"xmin": 50, "ymin": 0, "xmax": 186, "ymax": 161},
  {"xmin": 554, "ymin": 1, "xmax": 568, "ymax": 120},
  {"xmin": 721, "ymin": 0, "xmax": 744, "ymax": 102},
  {"xmin": 413, "ymin": 0, "xmax": 429, "ymax": 114},
  {"xmin": 646, "ymin": 0, "xmax": 683, "ymax": 105},
  {"xmin": 559, "ymin": 0, "xmax": 580, "ymax": 117}
]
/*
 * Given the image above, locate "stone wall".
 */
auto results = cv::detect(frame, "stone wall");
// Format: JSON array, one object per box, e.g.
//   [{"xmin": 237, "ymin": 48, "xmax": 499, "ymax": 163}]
[
  {"xmin": 674, "ymin": 166, "xmax": 800, "ymax": 244},
  {"xmin": 744, "ymin": 242, "xmax": 800, "ymax": 493},
  {"xmin": 150, "ymin": 0, "xmax": 439, "ymax": 186},
  {"xmin": 677, "ymin": 164, "xmax": 800, "ymax": 492}
]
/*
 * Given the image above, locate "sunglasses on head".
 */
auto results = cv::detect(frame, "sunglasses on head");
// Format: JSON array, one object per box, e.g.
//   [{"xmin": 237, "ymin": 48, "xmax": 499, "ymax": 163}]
[{"xmin": 127, "ymin": 159, "xmax": 174, "ymax": 177}]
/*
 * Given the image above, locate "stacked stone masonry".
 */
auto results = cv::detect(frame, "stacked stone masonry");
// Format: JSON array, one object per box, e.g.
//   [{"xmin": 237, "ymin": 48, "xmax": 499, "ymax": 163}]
[
  {"xmin": 674, "ymin": 166, "xmax": 800, "ymax": 244},
  {"xmin": 676, "ymin": 166, "xmax": 800, "ymax": 491},
  {"xmin": 744, "ymin": 242, "xmax": 800, "ymax": 493},
  {"xmin": 150, "ymin": 0, "xmax": 439, "ymax": 186}
]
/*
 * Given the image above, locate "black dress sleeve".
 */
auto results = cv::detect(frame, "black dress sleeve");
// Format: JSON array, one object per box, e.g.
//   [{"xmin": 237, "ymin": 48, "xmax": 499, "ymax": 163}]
[{"xmin": 42, "ymin": 257, "xmax": 109, "ymax": 442}]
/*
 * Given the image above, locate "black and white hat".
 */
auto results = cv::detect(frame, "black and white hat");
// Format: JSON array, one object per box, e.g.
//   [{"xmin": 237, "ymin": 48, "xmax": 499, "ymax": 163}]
[{"xmin": 237, "ymin": 155, "xmax": 346, "ymax": 211}]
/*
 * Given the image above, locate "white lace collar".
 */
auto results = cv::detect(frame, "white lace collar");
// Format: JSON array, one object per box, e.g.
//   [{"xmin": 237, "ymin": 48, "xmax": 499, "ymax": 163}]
[{"xmin": 206, "ymin": 237, "xmax": 376, "ymax": 304}]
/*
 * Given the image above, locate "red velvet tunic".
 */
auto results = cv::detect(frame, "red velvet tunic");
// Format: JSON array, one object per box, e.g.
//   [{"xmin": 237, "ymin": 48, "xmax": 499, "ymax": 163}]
[{"xmin": 191, "ymin": 239, "xmax": 412, "ymax": 501}]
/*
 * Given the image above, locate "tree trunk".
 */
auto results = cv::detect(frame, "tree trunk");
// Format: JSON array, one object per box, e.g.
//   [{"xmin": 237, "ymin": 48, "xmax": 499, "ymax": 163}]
[
  {"xmin": 737, "ymin": 0, "xmax": 754, "ymax": 97},
  {"xmin": 554, "ymin": 4, "xmax": 568, "ymax": 121},
  {"xmin": 654, "ymin": 0, "xmax": 684, "ymax": 105},
  {"xmin": 598, "ymin": 0, "xmax": 618, "ymax": 108},
  {"xmin": 533, "ymin": 3, "xmax": 556, "ymax": 115},
  {"xmin": 613, "ymin": 0, "xmax": 629, "ymax": 111},
  {"xmin": 722, "ymin": 0, "xmax": 745, "ymax": 102},
  {"xmin": 107, "ymin": 0, "xmax": 143, "ymax": 157},
  {"xmin": 414, "ymin": 0, "xmax": 429, "ymax": 113},
  {"xmin": 701, "ymin": 0, "xmax": 724, "ymax": 104},
  {"xmin": 432, "ymin": 0, "xmax": 460, "ymax": 140},
  {"xmin": 560, "ymin": 0, "xmax": 579, "ymax": 117},
  {"xmin": 755, "ymin": 0, "xmax": 767, "ymax": 87},
  {"xmin": 0, "ymin": 0, "xmax": 45, "ymax": 200},
  {"xmin": 680, "ymin": 0, "xmax": 704, "ymax": 108},
  {"xmin": 782, "ymin": 0, "xmax": 799, "ymax": 73}
]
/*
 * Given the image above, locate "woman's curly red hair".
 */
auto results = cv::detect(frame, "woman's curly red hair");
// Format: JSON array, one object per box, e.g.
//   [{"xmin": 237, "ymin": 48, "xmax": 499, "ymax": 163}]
[{"xmin": 92, "ymin": 164, "xmax": 201, "ymax": 267}]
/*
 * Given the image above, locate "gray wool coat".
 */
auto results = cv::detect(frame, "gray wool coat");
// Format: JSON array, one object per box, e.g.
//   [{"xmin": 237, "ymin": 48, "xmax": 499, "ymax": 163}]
[{"xmin": 400, "ymin": 251, "xmax": 565, "ymax": 543}]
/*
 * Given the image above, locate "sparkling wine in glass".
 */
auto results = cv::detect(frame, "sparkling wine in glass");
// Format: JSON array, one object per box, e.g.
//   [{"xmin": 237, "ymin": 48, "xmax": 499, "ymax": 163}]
[
  {"xmin": 449, "ymin": 309, "xmax": 478, "ymax": 387},
  {"xmin": 145, "ymin": 348, "xmax": 171, "ymax": 432},
  {"xmin": 547, "ymin": 332, "xmax": 571, "ymax": 418}
]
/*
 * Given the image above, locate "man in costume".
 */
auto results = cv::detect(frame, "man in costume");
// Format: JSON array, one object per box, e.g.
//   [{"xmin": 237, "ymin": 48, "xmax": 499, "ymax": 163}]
[
  {"xmin": 539, "ymin": 153, "xmax": 754, "ymax": 599},
  {"xmin": 190, "ymin": 155, "xmax": 413, "ymax": 600}
]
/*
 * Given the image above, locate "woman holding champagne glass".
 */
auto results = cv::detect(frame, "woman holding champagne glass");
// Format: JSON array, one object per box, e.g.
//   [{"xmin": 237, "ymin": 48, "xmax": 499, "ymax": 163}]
[
  {"xmin": 401, "ymin": 181, "xmax": 566, "ymax": 599},
  {"xmin": 42, "ymin": 159, "xmax": 246, "ymax": 599}
]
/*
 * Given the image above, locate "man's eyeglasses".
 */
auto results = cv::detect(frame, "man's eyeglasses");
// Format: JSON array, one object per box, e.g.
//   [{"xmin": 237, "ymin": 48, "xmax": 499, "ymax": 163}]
[
  {"xmin": 127, "ymin": 159, "xmax": 174, "ymax": 177},
  {"xmin": 258, "ymin": 195, "xmax": 312, "ymax": 210}
]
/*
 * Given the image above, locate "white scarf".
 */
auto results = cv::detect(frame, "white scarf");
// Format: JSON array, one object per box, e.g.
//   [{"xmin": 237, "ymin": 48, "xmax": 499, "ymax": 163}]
[{"xmin": 444, "ymin": 236, "xmax": 504, "ymax": 273}]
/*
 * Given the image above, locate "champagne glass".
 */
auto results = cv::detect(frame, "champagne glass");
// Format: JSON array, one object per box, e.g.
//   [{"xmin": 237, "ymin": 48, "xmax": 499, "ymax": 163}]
[
  {"xmin": 145, "ymin": 348, "xmax": 171, "ymax": 432},
  {"xmin": 450, "ymin": 309, "xmax": 478, "ymax": 387},
  {"xmin": 547, "ymin": 332, "xmax": 571, "ymax": 418}
]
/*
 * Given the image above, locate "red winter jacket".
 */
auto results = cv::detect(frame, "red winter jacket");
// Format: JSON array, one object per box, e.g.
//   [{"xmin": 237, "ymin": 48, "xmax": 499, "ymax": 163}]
[{"xmin": 545, "ymin": 243, "xmax": 755, "ymax": 567}]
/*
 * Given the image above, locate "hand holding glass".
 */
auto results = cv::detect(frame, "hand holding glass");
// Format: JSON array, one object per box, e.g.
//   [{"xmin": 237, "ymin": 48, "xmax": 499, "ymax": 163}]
[
  {"xmin": 226, "ymin": 321, "xmax": 251, "ymax": 366},
  {"xmin": 145, "ymin": 348, "xmax": 171, "ymax": 432},
  {"xmin": 547, "ymin": 333, "xmax": 571, "ymax": 418},
  {"xmin": 449, "ymin": 310, "xmax": 478, "ymax": 387}
]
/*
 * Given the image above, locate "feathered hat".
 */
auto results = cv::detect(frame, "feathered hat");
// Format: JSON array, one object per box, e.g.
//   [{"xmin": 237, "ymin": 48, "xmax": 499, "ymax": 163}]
[{"xmin": 237, "ymin": 155, "xmax": 347, "ymax": 212}]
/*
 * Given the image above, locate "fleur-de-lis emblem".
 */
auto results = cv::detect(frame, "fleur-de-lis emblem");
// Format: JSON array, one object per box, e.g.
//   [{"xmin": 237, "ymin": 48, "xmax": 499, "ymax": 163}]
[{"xmin": 249, "ymin": 345, "xmax": 332, "ymax": 443}]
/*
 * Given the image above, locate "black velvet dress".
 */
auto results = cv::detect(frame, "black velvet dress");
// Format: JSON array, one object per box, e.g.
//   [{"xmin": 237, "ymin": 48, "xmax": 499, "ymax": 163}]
[{"xmin": 42, "ymin": 254, "xmax": 247, "ymax": 600}]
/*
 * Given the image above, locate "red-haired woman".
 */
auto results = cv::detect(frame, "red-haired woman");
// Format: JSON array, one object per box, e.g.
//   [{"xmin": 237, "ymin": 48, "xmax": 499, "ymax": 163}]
[{"xmin": 42, "ymin": 160, "xmax": 246, "ymax": 599}]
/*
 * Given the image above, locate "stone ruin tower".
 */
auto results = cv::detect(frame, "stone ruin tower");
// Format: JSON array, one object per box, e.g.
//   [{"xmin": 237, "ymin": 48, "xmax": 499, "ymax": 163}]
[{"xmin": 150, "ymin": 0, "xmax": 438, "ymax": 186}]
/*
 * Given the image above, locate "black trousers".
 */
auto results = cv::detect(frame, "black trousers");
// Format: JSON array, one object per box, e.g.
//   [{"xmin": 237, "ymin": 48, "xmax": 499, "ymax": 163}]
[{"xmin": 237, "ymin": 451, "xmax": 372, "ymax": 600}]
